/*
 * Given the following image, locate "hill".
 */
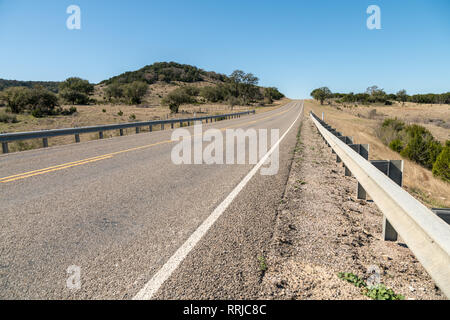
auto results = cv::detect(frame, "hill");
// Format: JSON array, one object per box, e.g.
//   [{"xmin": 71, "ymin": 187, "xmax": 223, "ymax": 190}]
[
  {"xmin": 0, "ymin": 79, "xmax": 60, "ymax": 93},
  {"xmin": 101, "ymin": 62, "xmax": 228, "ymax": 85}
]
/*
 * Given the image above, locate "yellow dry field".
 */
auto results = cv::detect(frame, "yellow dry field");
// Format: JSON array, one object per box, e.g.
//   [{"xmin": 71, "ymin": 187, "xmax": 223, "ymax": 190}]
[
  {"xmin": 304, "ymin": 100, "xmax": 450, "ymax": 208},
  {"xmin": 0, "ymin": 97, "xmax": 289, "ymax": 153}
]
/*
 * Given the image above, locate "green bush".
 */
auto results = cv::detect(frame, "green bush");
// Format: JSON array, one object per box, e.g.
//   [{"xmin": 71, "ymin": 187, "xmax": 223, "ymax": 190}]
[
  {"xmin": 389, "ymin": 139, "xmax": 403, "ymax": 152},
  {"xmin": 123, "ymin": 81, "xmax": 148, "ymax": 105},
  {"xmin": 432, "ymin": 141, "xmax": 450, "ymax": 182},
  {"xmin": 60, "ymin": 106, "xmax": 77, "ymax": 116},
  {"xmin": 162, "ymin": 87, "xmax": 195, "ymax": 113},
  {"xmin": 59, "ymin": 77, "xmax": 94, "ymax": 105},
  {"xmin": 379, "ymin": 118, "xmax": 444, "ymax": 171},
  {"xmin": 0, "ymin": 111, "xmax": 18, "ymax": 123}
]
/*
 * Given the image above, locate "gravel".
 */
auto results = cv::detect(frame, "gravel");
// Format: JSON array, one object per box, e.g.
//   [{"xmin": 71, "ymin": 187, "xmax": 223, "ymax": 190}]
[{"xmin": 259, "ymin": 117, "xmax": 444, "ymax": 300}]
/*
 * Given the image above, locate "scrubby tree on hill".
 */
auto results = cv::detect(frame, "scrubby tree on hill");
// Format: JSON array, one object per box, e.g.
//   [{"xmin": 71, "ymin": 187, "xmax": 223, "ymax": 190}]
[
  {"xmin": 123, "ymin": 81, "xmax": 148, "ymax": 105},
  {"xmin": 59, "ymin": 77, "xmax": 94, "ymax": 105}
]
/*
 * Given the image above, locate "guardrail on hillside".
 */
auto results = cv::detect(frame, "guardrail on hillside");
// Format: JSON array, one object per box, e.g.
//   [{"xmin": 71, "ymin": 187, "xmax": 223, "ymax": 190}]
[
  {"xmin": 309, "ymin": 111, "xmax": 450, "ymax": 298},
  {"xmin": 0, "ymin": 110, "xmax": 255, "ymax": 154}
]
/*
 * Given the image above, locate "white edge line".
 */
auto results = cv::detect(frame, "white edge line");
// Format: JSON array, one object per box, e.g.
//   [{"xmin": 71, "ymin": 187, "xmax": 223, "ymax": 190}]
[{"xmin": 133, "ymin": 101, "xmax": 303, "ymax": 300}]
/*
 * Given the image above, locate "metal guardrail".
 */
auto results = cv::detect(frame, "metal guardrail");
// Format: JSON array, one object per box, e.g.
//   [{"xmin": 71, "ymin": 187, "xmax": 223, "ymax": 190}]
[
  {"xmin": 309, "ymin": 111, "xmax": 450, "ymax": 298},
  {"xmin": 0, "ymin": 110, "xmax": 255, "ymax": 153}
]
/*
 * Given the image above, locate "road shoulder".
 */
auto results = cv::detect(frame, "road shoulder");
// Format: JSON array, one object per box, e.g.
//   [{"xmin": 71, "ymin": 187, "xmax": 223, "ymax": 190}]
[{"xmin": 258, "ymin": 116, "xmax": 443, "ymax": 300}]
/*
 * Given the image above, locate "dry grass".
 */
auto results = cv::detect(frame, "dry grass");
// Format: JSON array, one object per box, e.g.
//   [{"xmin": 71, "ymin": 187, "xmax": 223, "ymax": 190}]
[
  {"xmin": 0, "ymin": 98, "xmax": 289, "ymax": 152},
  {"xmin": 304, "ymin": 100, "xmax": 450, "ymax": 208}
]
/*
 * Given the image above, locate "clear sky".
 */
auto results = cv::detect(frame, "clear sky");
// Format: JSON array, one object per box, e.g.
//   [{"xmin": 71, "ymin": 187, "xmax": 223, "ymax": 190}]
[{"xmin": 0, "ymin": 0, "xmax": 449, "ymax": 98}]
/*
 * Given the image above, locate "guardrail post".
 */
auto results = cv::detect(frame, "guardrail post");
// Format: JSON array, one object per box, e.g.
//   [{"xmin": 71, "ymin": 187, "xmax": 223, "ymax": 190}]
[
  {"xmin": 2, "ymin": 142, "xmax": 9, "ymax": 154},
  {"xmin": 149, "ymin": 125, "xmax": 152, "ymax": 132},
  {"xmin": 136, "ymin": 127, "xmax": 140, "ymax": 134},
  {"xmin": 99, "ymin": 132, "xmax": 104, "ymax": 139},
  {"xmin": 120, "ymin": 129, "xmax": 124, "ymax": 136},
  {"xmin": 161, "ymin": 123, "xmax": 164, "ymax": 130},
  {"xmin": 43, "ymin": 138, "xmax": 48, "ymax": 148},
  {"xmin": 366, "ymin": 160, "xmax": 403, "ymax": 241},
  {"xmin": 431, "ymin": 208, "xmax": 450, "ymax": 225},
  {"xmin": 75, "ymin": 134, "xmax": 80, "ymax": 143},
  {"xmin": 338, "ymin": 137, "xmax": 353, "ymax": 175}
]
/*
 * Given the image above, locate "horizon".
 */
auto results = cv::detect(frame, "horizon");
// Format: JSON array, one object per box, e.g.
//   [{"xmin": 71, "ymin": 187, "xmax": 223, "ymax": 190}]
[{"xmin": 1, "ymin": 0, "xmax": 449, "ymax": 98}]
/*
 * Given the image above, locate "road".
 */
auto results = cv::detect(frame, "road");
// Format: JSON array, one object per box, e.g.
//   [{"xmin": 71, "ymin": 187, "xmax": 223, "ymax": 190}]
[{"xmin": 0, "ymin": 101, "xmax": 303, "ymax": 299}]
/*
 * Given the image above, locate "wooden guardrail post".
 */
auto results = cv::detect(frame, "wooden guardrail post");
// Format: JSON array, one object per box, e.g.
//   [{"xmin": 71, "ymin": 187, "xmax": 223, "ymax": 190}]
[
  {"xmin": 75, "ymin": 134, "xmax": 80, "ymax": 143},
  {"xmin": 43, "ymin": 138, "xmax": 48, "ymax": 148},
  {"xmin": 99, "ymin": 132, "xmax": 104, "ymax": 139}
]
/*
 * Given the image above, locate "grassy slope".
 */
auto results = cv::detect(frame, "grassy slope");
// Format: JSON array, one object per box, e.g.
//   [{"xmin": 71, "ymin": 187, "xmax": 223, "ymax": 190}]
[{"xmin": 304, "ymin": 99, "xmax": 450, "ymax": 208}]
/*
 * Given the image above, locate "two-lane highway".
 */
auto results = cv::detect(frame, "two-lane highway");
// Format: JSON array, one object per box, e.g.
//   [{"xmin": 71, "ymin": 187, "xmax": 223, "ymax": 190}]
[{"xmin": 0, "ymin": 101, "xmax": 303, "ymax": 299}]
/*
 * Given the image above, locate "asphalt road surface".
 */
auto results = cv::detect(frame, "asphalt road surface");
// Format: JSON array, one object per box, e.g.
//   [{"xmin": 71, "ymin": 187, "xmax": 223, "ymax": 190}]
[{"xmin": 0, "ymin": 101, "xmax": 303, "ymax": 299}]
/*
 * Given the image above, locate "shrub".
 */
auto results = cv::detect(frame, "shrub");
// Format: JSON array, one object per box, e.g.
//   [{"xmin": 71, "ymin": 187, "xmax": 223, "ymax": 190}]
[
  {"xmin": 389, "ymin": 139, "xmax": 403, "ymax": 153},
  {"xmin": 0, "ymin": 111, "xmax": 18, "ymax": 123},
  {"xmin": 117, "ymin": 110, "xmax": 123, "ymax": 116},
  {"xmin": 200, "ymin": 85, "xmax": 226, "ymax": 102},
  {"xmin": 105, "ymin": 82, "xmax": 124, "ymax": 101},
  {"xmin": 432, "ymin": 141, "xmax": 450, "ymax": 182},
  {"xmin": 1, "ymin": 86, "xmax": 30, "ymax": 113},
  {"xmin": 162, "ymin": 87, "xmax": 195, "ymax": 113},
  {"xmin": 60, "ymin": 106, "xmax": 77, "ymax": 116},
  {"xmin": 123, "ymin": 81, "xmax": 148, "ymax": 105},
  {"xmin": 59, "ymin": 77, "xmax": 94, "ymax": 105},
  {"xmin": 379, "ymin": 118, "xmax": 444, "ymax": 170}
]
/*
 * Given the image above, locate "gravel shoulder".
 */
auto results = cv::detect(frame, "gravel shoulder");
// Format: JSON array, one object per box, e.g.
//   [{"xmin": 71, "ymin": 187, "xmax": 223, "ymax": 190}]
[{"xmin": 259, "ymin": 116, "xmax": 444, "ymax": 300}]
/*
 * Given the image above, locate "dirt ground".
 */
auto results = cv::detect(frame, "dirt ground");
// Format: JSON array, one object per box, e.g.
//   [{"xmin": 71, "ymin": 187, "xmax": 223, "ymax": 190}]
[
  {"xmin": 259, "ymin": 115, "xmax": 444, "ymax": 300},
  {"xmin": 304, "ymin": 100, "xmax": 450, "ymax": 208}
]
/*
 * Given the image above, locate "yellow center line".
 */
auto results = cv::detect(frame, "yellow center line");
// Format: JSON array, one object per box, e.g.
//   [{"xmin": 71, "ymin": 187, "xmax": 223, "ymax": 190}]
[{"xmin": 0, "ymin": 104, "xmax": 296, "ymax": 183}]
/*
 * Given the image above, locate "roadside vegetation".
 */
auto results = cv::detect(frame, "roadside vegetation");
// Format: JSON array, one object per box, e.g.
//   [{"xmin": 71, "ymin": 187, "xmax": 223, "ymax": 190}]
[
  {"xmin": 308, "ymin": 86, "xmax": 450, "ymax": 184},
  {"xmin": 377, "ymin": 118, "xmax": 449, "ymax": 182},
  {"xmin": 304, "ymin": 99, "xmax": 450, "ymax": 208},
  {"xmin": 311, "ymin": 85, "xmax": 450, "ymax": 106},
  {"xmin": 337, "ymin": 272, "xmax": 404, "ymax": 300}
]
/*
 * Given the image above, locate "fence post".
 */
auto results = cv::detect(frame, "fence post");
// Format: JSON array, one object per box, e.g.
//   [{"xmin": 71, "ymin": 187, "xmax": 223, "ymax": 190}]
[{"xmin": 2, "ymin": 142, "xmax": 9, "ymax": 154}]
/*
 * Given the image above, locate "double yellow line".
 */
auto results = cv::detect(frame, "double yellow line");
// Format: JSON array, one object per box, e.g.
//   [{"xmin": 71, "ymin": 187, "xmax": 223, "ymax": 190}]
[{"xmin": 0, "ymin": 104, "xmax": 297, "ymax": 184}]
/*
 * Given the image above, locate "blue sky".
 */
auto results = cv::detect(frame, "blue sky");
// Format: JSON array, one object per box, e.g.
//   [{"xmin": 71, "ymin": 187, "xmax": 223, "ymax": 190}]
[{"xmin": 0, "ymin": 0, "xmax": 449, "ymax": 98}]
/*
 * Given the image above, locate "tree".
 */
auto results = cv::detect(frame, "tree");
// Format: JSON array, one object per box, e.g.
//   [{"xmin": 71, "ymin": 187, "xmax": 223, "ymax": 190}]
[
  {"xmin": 310, "ymin": 87, "xmax": 331, "ymax": 105},
  {"xmin": 0, "ymin": 86, "xmax": 58, "ymax": 116},
  {"xmin": 59, "ymin": 77, "xmax": 94, "ymax": 105},
  {"xmin": 432, "ymin": 141, "xmax": 450, "ymax": 182},
  {"xmin": 1, "ymin": 86, "xmax": 30, "ymax": 113},
  {"xmin": 396, "ymin": 90, "xmax": 408, "ymax": 104},
  {"xmin": 264, "ymin": 87, "xmax": 284, "ymax": 102},
  {"xmin": 105, "ymin": 82, "xmax": 124, "ymax": 102},
  {"xmin": 28, "ymin": 87, "xmax": 59, "ymax": 117},
  {"xmin": 161, "ymin": 87, "xmax": 194, "ymax": 113},
  {"xmin": 123, "ymin": 81, "xmax": 148, "ymax": 105}
]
